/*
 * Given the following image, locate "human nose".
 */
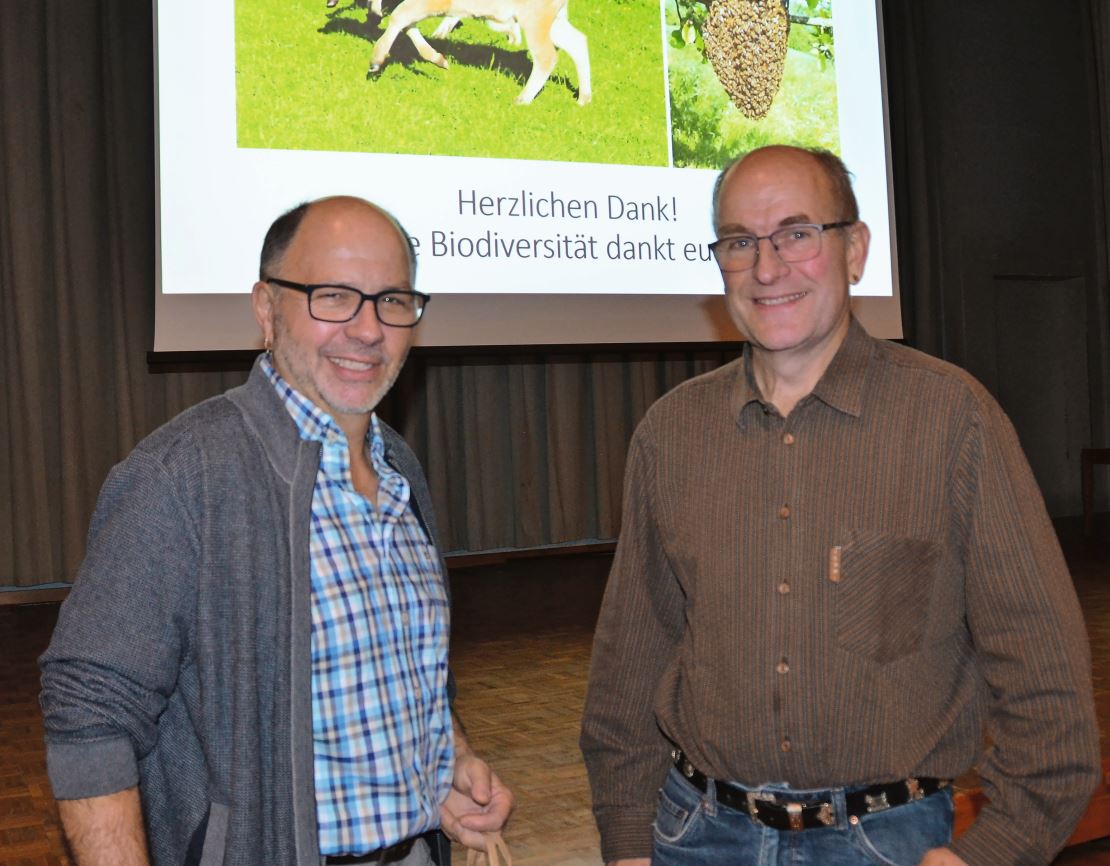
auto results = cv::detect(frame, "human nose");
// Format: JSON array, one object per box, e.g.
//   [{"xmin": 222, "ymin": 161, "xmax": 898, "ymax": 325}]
[
  {"xmin": 752, "ymin": 235, "xmax": 789, "ymax": 283},
  {"xmin": 344, "ymin": 295, "xmax": 386, "ymax": 342}
]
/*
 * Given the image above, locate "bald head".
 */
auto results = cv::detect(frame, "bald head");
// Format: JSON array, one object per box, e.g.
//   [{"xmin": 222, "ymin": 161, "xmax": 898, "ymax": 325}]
[
  {"xmin": 712, "ymin": 146, "xmax": 859, "ymax": 231},
  {"xmin": 259, "ymin": 195, "xmax": 417, "ymax": 283}
]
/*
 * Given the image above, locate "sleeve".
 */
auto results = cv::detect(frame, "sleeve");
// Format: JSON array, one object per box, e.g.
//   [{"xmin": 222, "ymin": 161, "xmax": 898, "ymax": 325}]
[
  {"xmin": 39, "ymin": 448, "xmax": 199, "ymax": 800},
  {"xmin": 948, "ymin": 394, "xmax": 1101, "ymax": 866},
  {"xmin": 579, "ymin": 421, "xmax": 686, "ymax": 862}
]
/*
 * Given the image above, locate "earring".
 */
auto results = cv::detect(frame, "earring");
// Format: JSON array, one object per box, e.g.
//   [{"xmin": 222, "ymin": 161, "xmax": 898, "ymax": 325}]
[{"xmin": 264, "ymin": 336, "xmax": 273, "ymax": 353}]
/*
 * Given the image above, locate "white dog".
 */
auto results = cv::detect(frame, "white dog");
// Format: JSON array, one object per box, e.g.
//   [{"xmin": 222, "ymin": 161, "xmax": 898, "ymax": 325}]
[
  {"xmin": 431, "ymin": 15, "xmax": 522, "ymax": 45},
  {"xmin": 367, "ymin": 0, "xmax": 591, "ymax": 105},
  {"xmin": 356, "ymin": 0, "xmax": 522, "ymax": 43}
]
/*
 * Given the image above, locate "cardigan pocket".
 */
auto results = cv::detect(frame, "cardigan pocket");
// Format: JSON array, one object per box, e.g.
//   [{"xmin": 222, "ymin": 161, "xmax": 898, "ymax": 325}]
[{"xmin": 833, "ymin": 530, "xmax": 941, "ymax": 664}]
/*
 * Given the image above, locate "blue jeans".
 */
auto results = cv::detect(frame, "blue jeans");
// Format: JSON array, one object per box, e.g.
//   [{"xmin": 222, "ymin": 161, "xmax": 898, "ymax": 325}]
[{"xmin": 651, "ymin": 767, "xmax": 954, "ymax": 866}]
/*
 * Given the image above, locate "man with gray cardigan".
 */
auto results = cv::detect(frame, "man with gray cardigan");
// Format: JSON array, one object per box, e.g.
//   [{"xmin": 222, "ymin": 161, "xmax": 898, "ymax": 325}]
[{"xmin": 40, "ymin": 196, "xmax": 512, "ymax": 866}]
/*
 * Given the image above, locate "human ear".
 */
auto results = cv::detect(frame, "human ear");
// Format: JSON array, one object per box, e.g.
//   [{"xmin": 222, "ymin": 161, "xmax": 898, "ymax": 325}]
[
  {"xmin": 250, "ymin": 280, "xmax": 276, "ymax": 348},
  {"xmin": 845, "ymin": 221, "xmax": 871, "ymax": 284}
]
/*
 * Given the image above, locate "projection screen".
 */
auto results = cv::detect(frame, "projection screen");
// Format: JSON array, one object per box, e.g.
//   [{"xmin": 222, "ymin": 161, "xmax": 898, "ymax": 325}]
[{"xmin": 154, "ymin": 0, "xmax": 899, "ymax": 351}]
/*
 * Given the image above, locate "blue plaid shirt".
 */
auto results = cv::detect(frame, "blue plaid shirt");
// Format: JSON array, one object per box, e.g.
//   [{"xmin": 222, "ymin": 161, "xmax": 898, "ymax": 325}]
[{"xmin": 264, "ymin": 358, "xmax": 453, "ymax": 854}]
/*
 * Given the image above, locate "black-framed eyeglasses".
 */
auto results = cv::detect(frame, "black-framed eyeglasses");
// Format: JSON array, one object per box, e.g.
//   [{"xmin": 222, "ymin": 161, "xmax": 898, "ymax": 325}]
[
  {"xmin": 265, "ymin": 277, "xmax": 430, "ymax": 327},
  {"xmin": 708, "ymin": 221, "xmax": 855, "ymax": 273}
]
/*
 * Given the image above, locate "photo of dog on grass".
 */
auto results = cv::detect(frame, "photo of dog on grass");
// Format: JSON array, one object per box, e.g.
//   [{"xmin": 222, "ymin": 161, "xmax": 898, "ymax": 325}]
[
  {"xmin": 234, "ymin": 0, "xmax": 666, "ymax": 164},
  {"xmin": 363, "ymin": 0, "xmax": 590, "ymax": 106}
]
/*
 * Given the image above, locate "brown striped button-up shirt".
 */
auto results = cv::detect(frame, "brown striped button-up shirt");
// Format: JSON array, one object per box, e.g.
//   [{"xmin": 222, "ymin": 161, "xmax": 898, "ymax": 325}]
[{"xmin": 581, "ymin": 319, "xmax": 1099, "ymax": 865}]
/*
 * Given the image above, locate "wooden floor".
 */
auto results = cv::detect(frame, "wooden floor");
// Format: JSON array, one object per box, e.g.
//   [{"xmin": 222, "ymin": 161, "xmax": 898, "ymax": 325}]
[{"xmin": 4, "ymin": 521, "xmax": 1110, "ymax": 865}]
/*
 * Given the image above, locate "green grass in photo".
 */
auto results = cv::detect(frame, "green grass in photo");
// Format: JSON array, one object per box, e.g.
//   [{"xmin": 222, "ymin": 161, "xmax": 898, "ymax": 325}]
[
  {"xmin": 665, "ymin": 1, "xmax": 839, "ymax": 169},
  {"xmin": 236, "ymin": 0, "xmax": 669, "ymax": 165}
]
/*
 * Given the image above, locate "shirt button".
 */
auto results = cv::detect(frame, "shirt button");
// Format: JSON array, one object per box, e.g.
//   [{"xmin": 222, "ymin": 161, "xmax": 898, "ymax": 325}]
[
  {"xmin": 781, "ymin": 737, "xmax": 792, "ymax": 753},
  {"xmin": 778, "ymin": 505, "xmax": 791, "ymax": 519},
  {"xmin": 776, "ymin": 659, "xmax": 790, "ymax": 674},
  {"xmin": 777, "ymin": 581, "xmax": 791, "ymax": 595},
  {"xmin": 782, "ymin": 432, "xmax": 795, "ymax": 445}
]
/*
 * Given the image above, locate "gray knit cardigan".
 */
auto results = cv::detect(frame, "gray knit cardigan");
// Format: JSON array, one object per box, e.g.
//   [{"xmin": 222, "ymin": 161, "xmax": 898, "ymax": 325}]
[{"xmin": 40, "ymin": 358, "xmax": 452, "ymax": 866}]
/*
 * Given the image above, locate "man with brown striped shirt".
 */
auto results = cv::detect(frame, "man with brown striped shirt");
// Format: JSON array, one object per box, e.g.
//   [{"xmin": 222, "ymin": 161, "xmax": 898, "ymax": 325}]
[{"xmin": 580, "ymin": 146, "xmax": 1099, "ymax": 866}]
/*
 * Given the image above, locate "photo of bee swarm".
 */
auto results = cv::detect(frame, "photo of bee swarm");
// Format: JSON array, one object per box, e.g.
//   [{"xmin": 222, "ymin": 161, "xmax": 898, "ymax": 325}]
[{"xmin": 702, "ymin": 0, "xmax": 791, "ymax": 119}]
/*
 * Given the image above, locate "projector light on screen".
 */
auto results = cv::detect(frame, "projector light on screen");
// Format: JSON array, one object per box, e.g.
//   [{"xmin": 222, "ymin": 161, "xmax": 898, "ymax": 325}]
[{"xmin": 154, "ymin": 0, "xmax": 899, "ymax": 352}]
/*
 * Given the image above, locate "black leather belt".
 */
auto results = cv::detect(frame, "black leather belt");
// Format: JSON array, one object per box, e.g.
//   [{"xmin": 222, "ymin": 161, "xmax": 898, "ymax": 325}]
[
  {"xmin": 325, "ymin": 836, "xmax": 417, "ymax": 864},
  {"xmin": 672, "ymin": 750, "xmax": 949, "ymax": 832}
]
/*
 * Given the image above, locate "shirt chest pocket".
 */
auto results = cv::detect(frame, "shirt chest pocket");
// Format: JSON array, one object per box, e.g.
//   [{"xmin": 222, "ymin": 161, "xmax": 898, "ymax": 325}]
[{"xmin": 832, "ymin": 530, "xmax": 942, "ymax": 664}]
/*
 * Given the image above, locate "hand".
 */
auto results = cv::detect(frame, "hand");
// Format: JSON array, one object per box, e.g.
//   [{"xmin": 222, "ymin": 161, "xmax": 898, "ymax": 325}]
[
  {"xmin": 918, "ymin": 848, "xmax": 969, "ymax": 866},
  {"xmin": 439, "ymin": 751, "xmax": 514, "ymax": 852},
  {"xmin": 607, "ymin": 860, "xmax": 651, "ymax": 866}
]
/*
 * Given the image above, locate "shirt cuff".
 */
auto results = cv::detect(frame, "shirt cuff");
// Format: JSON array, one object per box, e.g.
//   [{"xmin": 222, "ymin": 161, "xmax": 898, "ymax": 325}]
[
  {"xmin": 46, "ymin": 736, "xmax": 139, "ymax": 800},
  {"xmin": 596, "ymin": 806, "xmax": 657, "ymax": 862}
]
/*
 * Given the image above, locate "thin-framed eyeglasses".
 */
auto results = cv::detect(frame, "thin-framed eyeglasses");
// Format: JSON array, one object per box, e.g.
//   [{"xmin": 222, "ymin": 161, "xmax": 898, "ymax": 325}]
[
  {"xmin": 264, "ymin": 277, "xmax": 430, "ymax": 327},
  {"xmin": 708, "ymin": 221, "xmax": 855, "ymax": 273}
]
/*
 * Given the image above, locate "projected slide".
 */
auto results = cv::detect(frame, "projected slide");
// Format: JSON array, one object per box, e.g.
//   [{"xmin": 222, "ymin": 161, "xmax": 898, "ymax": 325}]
[{"xmin": 156, "ymin": 0, "xmax": 894, "ymax": 349}]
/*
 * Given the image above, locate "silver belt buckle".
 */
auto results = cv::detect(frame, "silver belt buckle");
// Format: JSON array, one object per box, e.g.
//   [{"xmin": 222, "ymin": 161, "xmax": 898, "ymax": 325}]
[
  {"xmin": 865, "ymin": 790, "xmax": 891, "ymax": 813},
  {"xmin": 748, "ymin": 791, "xmax": 775, "ymax": 824},
  {"xmin": 784, "ymin": 799, "xmax": 834, "ymax": 830}
]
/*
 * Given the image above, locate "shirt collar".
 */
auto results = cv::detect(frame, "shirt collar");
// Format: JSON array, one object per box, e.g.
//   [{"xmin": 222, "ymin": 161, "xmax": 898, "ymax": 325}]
[
  {"xmin": 262, "ymin": 355, "xmax": 349, "ymax": 445},
  {"xmin": 809, "ymin": 317, "xmax": 872, "ymax": 418},
  {"xmin": 730, "ymin": 317, "xmax": 874, "ymax": 425},
  {"xmin": 262, "ymin": 357, "xmax": 399, "ymax": 496},
  {"xmin": 729, "ymin": 349, "xmax": 765, "ymax": 427}
]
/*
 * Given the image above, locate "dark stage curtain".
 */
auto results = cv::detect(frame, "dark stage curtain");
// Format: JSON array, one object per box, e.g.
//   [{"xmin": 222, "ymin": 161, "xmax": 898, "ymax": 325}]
[
  {"xmin": 15, "ymin": 2, "xmax": 1110, "ymax": 588},
  {"xmin": 1, "ymin": 4, "xmax": 248, "ymax": 588},
  {"xmin": 881, "ymin": 0, "xmax": 946, "ymax": 360},
  {"xmin": 1087, "ymin": 0, "xmax": 1110, "ymax": 453}
]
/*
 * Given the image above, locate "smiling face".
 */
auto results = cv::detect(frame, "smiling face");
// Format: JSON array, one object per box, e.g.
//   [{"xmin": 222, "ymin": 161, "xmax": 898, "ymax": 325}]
[
  {"xmin": 251, "ymin": 197, "xmax": 415, "ymax": 442},
  {"xmin": 715, "ymin": 147, "xmax": 870, "ymax": 373}
]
